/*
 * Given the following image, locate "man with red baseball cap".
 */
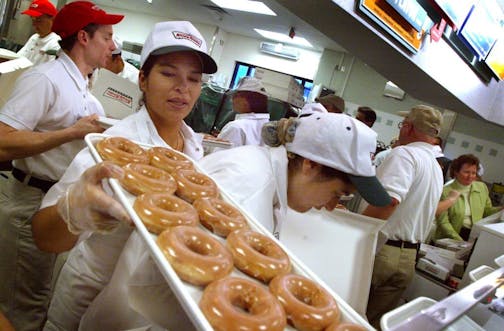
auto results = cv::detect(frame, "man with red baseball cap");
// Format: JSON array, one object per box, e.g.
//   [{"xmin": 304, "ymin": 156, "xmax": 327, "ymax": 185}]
[
  {"xmin": 0, "ymin": 2, "xmax": 123, "ymax": 330},
  {"xmin": 17, "ymin": 0, "xmax": 60, "ymax": 65}
]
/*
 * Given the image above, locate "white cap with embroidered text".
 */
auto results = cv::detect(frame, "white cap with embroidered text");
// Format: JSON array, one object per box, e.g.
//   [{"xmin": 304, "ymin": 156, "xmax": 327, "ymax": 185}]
[
  {"xmin": 229, "ymin": 76, "xmax": 268, "ymax": 96},
  {"xmin": 112, "ymin": 35, "xmax": 122, "ymax": 55},
  {"xmin": 140, "ymin": 21, "xmax": 217, "ymax": 74},
  {"xmin": 286, "ymin": 112, "xmax": 392, "ymax": 206}
]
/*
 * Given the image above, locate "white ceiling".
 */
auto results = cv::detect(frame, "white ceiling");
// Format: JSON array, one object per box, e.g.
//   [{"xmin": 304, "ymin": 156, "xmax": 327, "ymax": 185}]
[{"xmin": 93, "ymin": 0, "xmax": 347, "ymax": 52}]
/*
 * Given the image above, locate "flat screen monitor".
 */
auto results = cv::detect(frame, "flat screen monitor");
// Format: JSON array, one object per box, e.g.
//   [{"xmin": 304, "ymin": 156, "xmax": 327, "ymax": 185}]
[
  {"xmin": 432, "ymin": 0, "xmax": 475, "ymax": 29},
  {"xmin": 485, "ymin": 36, "xmax": 504, "ymax": 80},
  {"xmin": 459, "ymin": 0, "xmax": 502, "ymax": 60}
]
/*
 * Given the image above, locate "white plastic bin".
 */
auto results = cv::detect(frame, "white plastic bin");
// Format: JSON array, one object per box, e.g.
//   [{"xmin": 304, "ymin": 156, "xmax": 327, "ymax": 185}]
[
  {"xmin": 469, "ymin": 265, "xmax": 495, "ymax": 282},
  {"xmin": 381, "ymin": 297, "xmax": 484, "ymax": 331}
]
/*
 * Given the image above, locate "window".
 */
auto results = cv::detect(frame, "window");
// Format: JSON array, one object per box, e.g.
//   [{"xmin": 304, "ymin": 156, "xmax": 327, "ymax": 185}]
[{"xmin": 229, "ymin": 61, "xmax": 313, "ymax": 101}]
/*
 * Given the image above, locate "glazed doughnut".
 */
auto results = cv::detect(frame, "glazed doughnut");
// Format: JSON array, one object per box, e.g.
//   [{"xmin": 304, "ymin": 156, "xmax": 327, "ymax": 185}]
[
  {"xmin": 120, "ymin": 163, "xmax": 177, "ymax": 196},
  {"xmin": 133, "ymin": 193, "xmax": 199, "ymax": 234},
  {"xmin": 269, "ymin": 274, "xmax": 340, "ymax": 331},
  {"xmin": 157, "ymin": 226, "xmax": 233, "ymax": 286},
  {"xmin": 148, "ymin": 146, "xmax": 194, "ymax": 173},
  {"xmin": 325, "ymin": 322, "xmax": 366, "ymax": 331},
  {"xmin": 226, "ymin": 229, "xmax": 291, "ymax": 283},
  {"xmin": 200, "ymin": 277, "xmax": 286, "ymax": 331},
  {"xmin": 96, "ymin": 137, "xmax": 149, "ymax": 166},
  {"xmin": 172, "ymin": 169, "xmax": 219, "ymax": 203},
  {"xmin": 192, "ymin": 197, "xmax": 249, "ymax": 237}
]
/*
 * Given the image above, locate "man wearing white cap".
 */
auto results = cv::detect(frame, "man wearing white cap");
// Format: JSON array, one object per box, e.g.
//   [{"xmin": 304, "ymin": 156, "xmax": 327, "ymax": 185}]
[
  {"xmin": 363, "ymin": 105, "xmax": 444, "ymax": 328},
  {"xmin": 17, "ymin": 0, "xmax": 61, "ymax": 65},
  {"xmin": 0, "ymin": 2, "xmax": 123, "ymax": 329},
  {"xmin": 217, "ymin": 76, "xmax": 270, "ymax": 147},
  {"xmin": 102, "ymin": 36, "xmax": 139, "ymax": 84}
]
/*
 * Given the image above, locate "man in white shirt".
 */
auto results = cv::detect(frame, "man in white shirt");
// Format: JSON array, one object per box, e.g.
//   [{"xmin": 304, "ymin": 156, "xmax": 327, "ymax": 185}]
[
  {"xmin": 17, "ymin": 0, "xmax": 61, "ymax": 65},
  {"xmin": 0, "ymin": 2, "xmax": 123, "ymax": 329},
  {"xmin": 103, "ymin": 36, "xmax": 139, "ymax": 84},
  {"xmin": 363, "ymin": 105, "xmax": 444, "ymax": 328}
]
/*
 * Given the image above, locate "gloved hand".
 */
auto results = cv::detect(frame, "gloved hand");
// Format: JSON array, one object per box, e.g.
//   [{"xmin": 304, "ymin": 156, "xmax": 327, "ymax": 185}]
[{"xmin": 57, "ymin": 162, "xmax": 132, "ymax": 235}]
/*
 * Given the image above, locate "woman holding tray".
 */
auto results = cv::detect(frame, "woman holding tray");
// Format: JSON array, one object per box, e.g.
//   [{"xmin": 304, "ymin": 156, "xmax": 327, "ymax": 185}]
[{"xmin": 31, "ymin": 21, "xmax": 217, "ymax": 331}]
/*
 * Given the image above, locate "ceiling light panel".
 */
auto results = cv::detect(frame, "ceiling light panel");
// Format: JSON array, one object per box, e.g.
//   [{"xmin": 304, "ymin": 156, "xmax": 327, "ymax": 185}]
[{"xmin": 210, "ymin": 0, "xmax": 276, "ymax": 16}]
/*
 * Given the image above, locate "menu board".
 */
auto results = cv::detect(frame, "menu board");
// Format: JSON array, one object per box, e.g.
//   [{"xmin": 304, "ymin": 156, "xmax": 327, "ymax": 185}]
[
  {"xmin": 359, "ymin": 0, "xmax": 426, "ymax": 53},
  {"xmin": 459, "ymin": 0, "xmax": 502, "ymax": 60},
  {"xmin": 485, "ymin": 37, "xmax": 504, "ymax": 80},
  {"xmin": 431, "ymin": 0, "xmax": 475, "ymax": 30}
]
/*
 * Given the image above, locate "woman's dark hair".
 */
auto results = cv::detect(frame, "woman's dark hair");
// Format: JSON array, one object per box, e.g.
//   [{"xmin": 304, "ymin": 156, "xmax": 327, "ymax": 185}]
[
  {"xmin": 449, "ymin": 154, "xmax": 479, "ymax": 178},
  {"xmin": 59, "ymin": 24, "xmax": 100, "ymax": 51},
  {"xmin": 287, "ymin": 153, "xmax": 352, "ymax": 185},
  {"xmin": 233, "ymin": 91, "xmax": 268, "ymax": 113},
  {"xmin": 140, "ymin": 54, "xmax": 161, "ymax": 78}
]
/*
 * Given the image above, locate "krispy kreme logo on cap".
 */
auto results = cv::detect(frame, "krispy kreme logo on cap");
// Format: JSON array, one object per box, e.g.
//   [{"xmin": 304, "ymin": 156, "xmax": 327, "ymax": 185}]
[
  {"xmin": 172, "ymin": 31, "xmax": 202, "ymax": 48},
  {"xmin": 31, "ymin": 4, "xmax": 39, "ymax": 8}
]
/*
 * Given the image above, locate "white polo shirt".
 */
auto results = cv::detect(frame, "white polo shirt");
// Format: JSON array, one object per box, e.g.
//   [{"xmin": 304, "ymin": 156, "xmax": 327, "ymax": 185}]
[
  {"xmin": 376, "ymin": 142, "xmax": 443, "ymax": 243},
  {"xmin": 217, "ymin": 113, "xmax": 270, "ymax": 147},
  {"xmin": 17, "ymin": 32, "xmax": 61, "ymax": 65},
  {"xmin": 0, "ymin": 52, "xmax": 105, "ymax": 181},
  {"xmin": 118, "ymin": 61, "xmax": 139, "ymax": 85}
]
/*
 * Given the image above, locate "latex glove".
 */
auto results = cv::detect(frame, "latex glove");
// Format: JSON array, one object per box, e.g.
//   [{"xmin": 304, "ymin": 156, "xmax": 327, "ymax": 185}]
[{"xmin": 57, "ymin": 162, "xmax": 132, "ymax": 235}]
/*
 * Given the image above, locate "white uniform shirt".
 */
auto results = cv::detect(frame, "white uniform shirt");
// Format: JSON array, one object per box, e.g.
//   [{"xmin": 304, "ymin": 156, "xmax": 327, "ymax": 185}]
[
  {"xmin": 217, "ymin": 113, "xmax": 270, "ymax": 147},
  {"xmin": 0, "ymin": 52, "xmax": 104, "ymax": 180},
  {"xmin": 41, "ymin": 107, "xmax": 203, "ymax": 330},
  {"xmin": 118, "ymin": 61, "xmax": 139, "ymax": 85},
  {"xmin": 375, "ymin": 142, "xmax": 443, "ymax": 243},
  {"xmin": 17, "ymin": 32, "xmax": 61, "ymax": 65},
  {"xmin": 78, "ymin": 145, "xmax": 289, "ymax": 329}
]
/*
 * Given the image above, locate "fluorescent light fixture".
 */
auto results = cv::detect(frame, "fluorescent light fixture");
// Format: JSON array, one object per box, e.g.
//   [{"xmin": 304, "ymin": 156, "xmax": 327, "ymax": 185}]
[
  {"xmin": 210, "ymin": 0, "xmax": 276, "ymax": 16},
  {"xmin": 254, "ymin": 28, "xmax": 313, "ymax": 48},
  {"xmin": 146, "ymin": 0, "xmax": 152, "ymax": 3}
]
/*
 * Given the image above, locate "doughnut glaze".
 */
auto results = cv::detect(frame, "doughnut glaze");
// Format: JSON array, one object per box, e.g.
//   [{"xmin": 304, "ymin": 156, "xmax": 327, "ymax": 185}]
[
  {"xmin": 269, "ymin": 273, "xmax": 340, "ymax": 331},
  {"xmin": 133, "ymin": 193, "xmax": 199, "ymax": 234},
  {"xmin": 193, "ymin": 197, "xmax": 248, "ymax": 237},
  {"xmin": 200, "ymin": 277, "xmax": 286, "ymax": 331},
  {"xmin": 96, "ymin": 137, "xmax": 149, "ymax": 166},
  {"xmin": 227, "ymin": 229, "xmax": 291, "ymax": 283},
  {"xmin": 120, "ymin": 163, "xmax": 177, "ymax": 195},
  {"xmin": 157, "ymin": 226, "xmax": 233, "ymax": 286},
  {"xmin": 148, "ymin": 146, "xmax": 194, "ymax": 173},
  {"xmin": 172, "ymin": 169, "xmax": 219, "ymax": 203}
]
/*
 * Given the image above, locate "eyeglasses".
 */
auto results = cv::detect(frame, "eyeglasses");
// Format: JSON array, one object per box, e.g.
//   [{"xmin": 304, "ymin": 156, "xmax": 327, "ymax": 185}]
[{"xmin": 397, "ymin": 121, "xmax": 410, "ymax": 129}]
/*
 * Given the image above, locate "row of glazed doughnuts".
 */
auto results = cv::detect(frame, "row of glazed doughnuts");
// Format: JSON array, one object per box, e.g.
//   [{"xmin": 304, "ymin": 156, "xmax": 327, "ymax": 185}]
[{"xmin": 95, "ymin": 137, "xmax": 365, "ymax": 331}]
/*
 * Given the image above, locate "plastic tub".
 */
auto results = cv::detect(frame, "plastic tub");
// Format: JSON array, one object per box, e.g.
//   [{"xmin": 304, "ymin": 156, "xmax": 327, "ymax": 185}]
[
  {"xmin": 469, "ymin": 265, "xmax": 496, "ymax": 282},
  {"xmin": 381, "ymin": 297, "xmax": 484, "ymax": 331}
]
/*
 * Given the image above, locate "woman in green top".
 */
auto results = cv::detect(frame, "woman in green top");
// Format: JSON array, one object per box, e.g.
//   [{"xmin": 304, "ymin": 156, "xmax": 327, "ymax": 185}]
[{"xmin": 435, "ymin": 154, "xmax": 502, "ymax": 241}]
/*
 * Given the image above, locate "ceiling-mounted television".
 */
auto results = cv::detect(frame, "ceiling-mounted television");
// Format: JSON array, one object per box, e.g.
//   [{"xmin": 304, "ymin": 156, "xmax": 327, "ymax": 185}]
[
  {"xmin": 485, "ymin": 36, "xmax": 504, "ymax": 80},
  {"xmin": 458, "ymin": 0, "xmax": 502, "ymax": 60},
  {"xmin": 431, "ymin": 0, "xmax": 475, "ymax": 30}
]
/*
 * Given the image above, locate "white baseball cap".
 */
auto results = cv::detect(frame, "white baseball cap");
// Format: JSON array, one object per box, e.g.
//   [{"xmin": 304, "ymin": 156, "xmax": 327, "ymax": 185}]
[
  {"xmin": 140, "ymin": 21, "xmax": 217, "ymax": 74},
  {"xmin": 229, "ymin": 76, "xmax": 268, "ymax": 96},
  {"xmin": 286, "ymin": 111, "xmax": 391, "ymax": 206},
  {"xmin": 112, "ymin": 35, "xmax": 122, "ymax": 55}
]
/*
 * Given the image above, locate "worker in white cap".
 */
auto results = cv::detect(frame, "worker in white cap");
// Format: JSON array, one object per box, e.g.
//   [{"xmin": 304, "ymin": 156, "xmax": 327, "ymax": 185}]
[
  {"xmin": 31, "ymin": 20, "xmax": 217, "ymax": 330},
  {"xmin": 103, "ymin": 35, "xmax": 139, "ymax": 84}
]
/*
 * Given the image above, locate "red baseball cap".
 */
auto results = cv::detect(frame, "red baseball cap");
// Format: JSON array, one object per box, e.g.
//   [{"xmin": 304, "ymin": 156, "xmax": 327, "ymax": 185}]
[
  {"xmin": 22, "ymin": 0, "xmax": 57, "ymax": 17},
  {"xmin": 52, "ymin": 1, "xmax": 124, "ymax": 39}
]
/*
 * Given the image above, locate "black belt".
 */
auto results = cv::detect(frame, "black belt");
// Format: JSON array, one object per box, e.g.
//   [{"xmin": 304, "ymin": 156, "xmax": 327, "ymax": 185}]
[
  {"xmin": 12, "ymin": 168, "xmax": 56, "ymax": 193},
  {"xmin": 386, "ymin": 239, "xmax": 419, "ymax": 250}
]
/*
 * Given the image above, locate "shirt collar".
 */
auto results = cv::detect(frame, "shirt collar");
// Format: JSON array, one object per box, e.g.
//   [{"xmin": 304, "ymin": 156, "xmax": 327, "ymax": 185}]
[
  {"xmin": 58, "ymin": 52, "xmax": 88, "ymax": 92},
  {"xmin": 235, "ymin": 113, "xmax": 270, "ymax": 120}
]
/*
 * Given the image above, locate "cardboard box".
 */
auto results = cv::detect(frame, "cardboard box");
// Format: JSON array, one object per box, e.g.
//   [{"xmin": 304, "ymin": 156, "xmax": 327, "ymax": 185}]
[
  {"xmin": 0, "ymin": 57, "xmax": 33, "ymax": 108},
  {"xmin": 434, "ymin": 238, "xmax": 473, "ymax": 260},
  {"xmin": 91, "ymin": 69, "xmax": 141, "ymax": 120},
  {"xmin": 417, "ymin": 257, "xmax": 450, "ymax": 281}
]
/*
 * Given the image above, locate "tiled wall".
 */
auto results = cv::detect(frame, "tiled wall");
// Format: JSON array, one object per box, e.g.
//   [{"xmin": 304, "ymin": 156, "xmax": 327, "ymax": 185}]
[{"xmin": 347, "ymin": 102, "xmax": 504, "ymax": 185}]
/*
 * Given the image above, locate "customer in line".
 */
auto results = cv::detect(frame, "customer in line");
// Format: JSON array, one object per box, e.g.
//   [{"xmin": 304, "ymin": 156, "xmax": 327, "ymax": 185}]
[
  {"xmin": 434, "ymin": 154, "xmax": 502, "ymax": 241},
  {"xmin": 363, "ymin": 105, "xmax": 444, "ymax": 329},
  {"xmin": 0, "ymin": 2, "xmax": 122, "ymax": 329}
]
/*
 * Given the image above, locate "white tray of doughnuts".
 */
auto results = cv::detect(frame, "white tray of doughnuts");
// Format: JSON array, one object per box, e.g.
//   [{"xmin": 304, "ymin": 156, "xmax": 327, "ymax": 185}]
[{"xmin": 84, "ymin": 133, "xmax": 373, "ymax": 331}]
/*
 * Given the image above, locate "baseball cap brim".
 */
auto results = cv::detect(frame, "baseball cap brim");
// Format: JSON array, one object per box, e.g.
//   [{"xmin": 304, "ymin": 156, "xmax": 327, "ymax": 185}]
[
  {"xmin": 22, "ymin": 9, "xmax": 43, "ymax": 17},
  {"xmin": 348, "ymin": 175, "xmax": 392, "ymax": 207},
  {"xmin": 151, "ymin": 46, "xmax": 217, "ymax": 74},
  {"xmin": 94, "ymin": 14, "xmax": 124, "ymax": 26}
]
